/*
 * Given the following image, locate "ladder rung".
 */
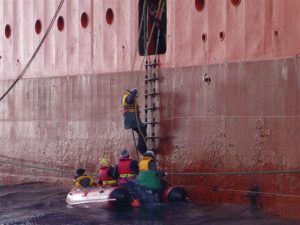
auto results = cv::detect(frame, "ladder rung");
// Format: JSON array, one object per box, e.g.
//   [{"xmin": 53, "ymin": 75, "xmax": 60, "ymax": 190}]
[
  {"xmin": 144, "ymin": 106, "xmax": 158, "ymax": 111},
  {"xmin": 144, "ymin": 121, "xmax": 159, "ymax": 125},
  {"xmin": 144, "ymin": 92, "xmax": 159, "ymax": 97},
  {"xmin": 146, "ymin": 136, "xmax": 160, "ymax": 140},
  {"xmin": 145, "ymin": 62, "xmax": 158, "ymax": 67},
  {"xmin": 145, "ymin": 77, "xmax": 158, "ymax": 83}
]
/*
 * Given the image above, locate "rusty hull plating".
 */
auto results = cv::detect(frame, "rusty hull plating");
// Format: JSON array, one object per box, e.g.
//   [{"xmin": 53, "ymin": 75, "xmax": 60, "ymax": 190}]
[{"xmin": 0, "ymin": 0, "xmax": 299, "ymax": 220}]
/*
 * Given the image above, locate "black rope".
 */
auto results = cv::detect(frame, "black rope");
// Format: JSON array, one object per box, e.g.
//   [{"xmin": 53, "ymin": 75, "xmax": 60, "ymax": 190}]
[
  {"xmin": 130, "ymin": 0, "xmax": 147, "ymax": 76},
  {"xmin": 138, "ymin": 0, "xmax": 165, "ymax": 73},
  {"xmin": 2, "ymin": 156, "xmax": 300, "ymax": 198},
  {"xmin": 213, "ymin": 186, "xmax": 300, "ymax": 198},
  {"xmin": 3, "ymin": 156, "xmax": 299, "ymax": 178},
  {"xmin": 132, "ymin": 0, "xmax": 166, "ymax": 151},
  {"xmin": 168, "ymin": 170, "xmax": 300, "ymax": 176},
  {"xmin": 0, "ymin": 157, "xmax": 97, "ymax": 177},
  {"xmin": 180, "ymin": 184, "xmax": 300, "ymax": 198},
  {"xmin": 0, "ymin": 158, "xmax": 72, "ymax": 175},
  {"xmin": 131, "ymin": 129, "xmax": 140, "ymax": 161},
  {"xmin": 154, "ymin": 1, "xmax": 164, "ymax": 60},
  {"xmin": 0, "ymin": 0, "xmax": 65, "ymax": 102}
]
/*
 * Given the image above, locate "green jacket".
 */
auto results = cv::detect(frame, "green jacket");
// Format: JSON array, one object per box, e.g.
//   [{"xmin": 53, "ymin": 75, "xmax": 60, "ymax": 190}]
[{"xmin": 137, "ymin": 170, "xmax": 162, "ymax": 190}]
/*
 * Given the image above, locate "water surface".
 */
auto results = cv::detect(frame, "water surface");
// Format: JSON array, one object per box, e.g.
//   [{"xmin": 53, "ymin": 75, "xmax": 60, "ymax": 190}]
[{"xmin": 0, "ymin": 183, "xmax": 298, "ymax": 225}]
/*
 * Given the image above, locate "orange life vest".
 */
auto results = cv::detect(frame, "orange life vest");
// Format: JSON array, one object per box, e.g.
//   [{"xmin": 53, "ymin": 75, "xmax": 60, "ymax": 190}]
[
  {"xmin": 118, "ymin": 158, "xmax": 136, "ymax": 183},
  {"xmin": 98, "ymin": 167, "xmax": 118, "ymax": 187}
]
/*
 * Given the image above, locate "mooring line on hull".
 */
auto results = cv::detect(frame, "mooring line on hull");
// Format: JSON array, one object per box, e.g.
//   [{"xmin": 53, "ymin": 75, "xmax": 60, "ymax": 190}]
[
  {"xmin": 0, "ymin": 155, "xmax": 98, "ymax": 178},
  {"xmin": 0, "ymin": 158, "xmax": 73, "ymax": 175},
  {"xmin": 1, "ymin": 154, "xmax": 298, "ymax": 178},
  {"xmin": 168, "ymin": 170, "xmax": 300, "ymax": 176},
  {"xmin": 2, "ymin": 155, "xmax": 300, "ymax": 199},
  {"xmin": 0, "ymin": 0, "xmax": 65, "ymax": 102},
  {"xmin": 215, "ymin": 187, "xmax": 300, "ymax": 199},
  {"xmin": 183, "ymin": 184, "xmax": 300, "ymax": 199},
  {"xmin": 172, "ymin": 115, "xmax": 300, "ymax": 119}
]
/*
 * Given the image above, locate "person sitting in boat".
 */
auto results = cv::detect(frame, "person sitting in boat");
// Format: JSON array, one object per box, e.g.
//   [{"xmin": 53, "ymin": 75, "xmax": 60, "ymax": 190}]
[
  {"xmin": 114, "ymin": 149, "xmax": 139, "ymax": 199},
  {"xmin": 121, "ymin": 88, "xmax": 147, "ymax": 155},
  {"xmin": 98, "ymin": 158, "xmax": 118, "ymax": 187},
  {"xmin": 114, "ymin": 149, "xmax": 139, "ymax": 184},
  {"xmin": 73, "ymin": 168, "xmax": 96, "ymax": 189}
]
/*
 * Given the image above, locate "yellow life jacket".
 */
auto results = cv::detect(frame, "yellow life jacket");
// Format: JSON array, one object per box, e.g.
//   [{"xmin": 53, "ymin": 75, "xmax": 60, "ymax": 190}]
[
  {"xmin": 122, "ymin": 91, "xmax": 138, "ymax": 113},
  {"xmin": 74, "ymin": 175, "xmax": 95, "ymax": 188},
  {"xmin": 138, "ymin": 157, "xmax": 153, "ymax": 172}
]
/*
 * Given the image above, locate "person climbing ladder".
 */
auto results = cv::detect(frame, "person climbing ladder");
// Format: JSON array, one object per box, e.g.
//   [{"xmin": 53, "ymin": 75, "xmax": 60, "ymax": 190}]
[{"xmin": 121, "ymin": 88, "xmax": 147, "ymax": 155}]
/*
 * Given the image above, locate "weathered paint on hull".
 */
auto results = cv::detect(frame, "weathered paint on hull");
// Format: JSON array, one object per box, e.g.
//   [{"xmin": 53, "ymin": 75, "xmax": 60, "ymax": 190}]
[
  {"xmin": 1, "ymin": 56, "xmax": 300, "ymax": 219},
  {"xmin": 0, "ymin": 0, "xmax": 300, "ymax": 220}
]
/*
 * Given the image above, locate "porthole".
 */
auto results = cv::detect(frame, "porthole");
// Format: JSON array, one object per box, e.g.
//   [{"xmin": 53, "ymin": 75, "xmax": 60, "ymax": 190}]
[
  {"xmin": 35, "ymin": 19, "xmax": 42, "ymax": 34},
  {"xmin": 81, "ymin": 12, "xmax": 89, "ymax": 28},
  {"xmin": 231, "ymin": 0, "xmax": 241, "ymax": 6},
  {"xmin": 202, "ymin": 33, "xmax": 207, "ymax": 42},
  {"xmin": 195, "ymin": 0, "xmax": 205, "ymax": 12},
  {"xmin": 219, "ymin": 31, "xmax": 225, "ymax": 41},
  {"xmin": 57, "ymin": 16, "xmax": 64, "ymax": 31},
  {"xmin": 106, "ymin": 8, "xmax": 114, "ymax": 25},
  {"xmin": 5, "ymin": 24, "xmax": 11, "ymax": 39}
]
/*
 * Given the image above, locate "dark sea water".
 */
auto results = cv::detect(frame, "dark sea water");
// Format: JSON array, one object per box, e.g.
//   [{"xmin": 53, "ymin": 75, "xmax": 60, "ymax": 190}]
[{"xmin": 0, "ymin": 183, "xmax": 298, "ymax": 225}]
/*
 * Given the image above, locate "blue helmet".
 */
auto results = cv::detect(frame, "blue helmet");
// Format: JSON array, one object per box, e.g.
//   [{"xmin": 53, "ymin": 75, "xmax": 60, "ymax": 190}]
[
  {"xmin": 129, "ymin": 88, "xmax": 138, "ymax": 96},
  {"xmin": 143, "ymin": 150, "xmax": 155, "ymax": 158},
  {"xmin": 120, "ymin": 149, "xmax": 130, "ymax": 158}
]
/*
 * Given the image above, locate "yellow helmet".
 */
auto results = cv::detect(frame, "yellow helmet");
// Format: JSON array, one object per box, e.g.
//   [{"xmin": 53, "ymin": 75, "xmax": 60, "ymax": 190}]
[{"xmin": 99, "ymin": 158, "xmax": 110, "ymax": 167}]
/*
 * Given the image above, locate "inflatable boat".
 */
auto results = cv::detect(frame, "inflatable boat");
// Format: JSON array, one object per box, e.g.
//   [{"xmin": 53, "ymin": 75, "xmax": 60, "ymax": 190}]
[
  {"xmin": 161, "ymin": 186, "xmax": 188, "ymax": 203},
  {"xmin": 66, "ymin": 185, "xmax": 187, "ymax": 208},
  {"xmin": 66, "ymin": 186, "xmax": 132, "ymax": 208}
]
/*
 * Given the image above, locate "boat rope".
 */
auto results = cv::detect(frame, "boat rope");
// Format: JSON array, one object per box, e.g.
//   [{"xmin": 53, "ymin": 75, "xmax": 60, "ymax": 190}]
[
  {"xmin": 181, "ymin": 184, "xmax": 300, "ymax": 199},
  {"xmin": 131, "ymin": 129, "xmax": 140, "ymax": 160},
  {"xmin": 0, "ymin": 156, "xmax": 73, "ymax": 175},
  {"xmin": 130, "ymin": 0, "xmax": 147, "ymax": 78},
  {"xmin": 127, "ymin": 0, "xmax": 163, "ymax": 154},
  {"xmin": 2, "ymin": 155, "xmax": 300, "ymax": 198},
  {"xmin": 168, "ymin": 170, "xmax": 300, "ymax": 176},
  {"xmin": 4, "ymin": 152, "xmax": 300, "ymax": 177},
  {"xmin": 138, "ymin": 0, "xmax": 165, "ymax": 74},
  {"xmin": 0, "ymin": 155, "xmax": 98, "ymax": 177},
  {"xmin": 153, "ymin": 0, "xmax": 165, "ymax": 61},
  {"xmin": 154, "ymin": 19, "xmax": 162, "ymax": 61},
  {"xmin": 131, "ymin": 0, "xmax": 165, "ymax": 153},
  {"xmin": 134, "ymin": 100, "xmax": 148, "ymax": 152},
  {"xmin": 130, "ymin": 0, "xmax": 165, "ymax": 88},
  {"xmin": 126, "ymin": 0, "xmax": 147, "ymax": 156},
  {"xmin": 0, "ymin": 0, "xmax": 65, "ymax": 102}
]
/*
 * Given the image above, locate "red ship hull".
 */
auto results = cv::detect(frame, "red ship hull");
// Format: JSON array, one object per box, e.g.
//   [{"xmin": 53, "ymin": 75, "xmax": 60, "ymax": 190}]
[{"xmin": 0, "ymin": 0, "xmax": 299, "ymax": 220}]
